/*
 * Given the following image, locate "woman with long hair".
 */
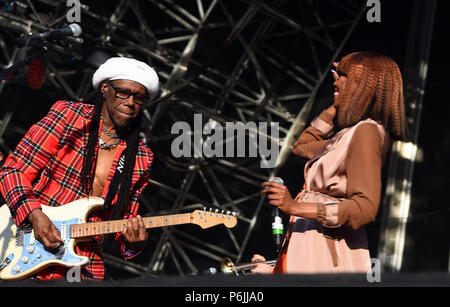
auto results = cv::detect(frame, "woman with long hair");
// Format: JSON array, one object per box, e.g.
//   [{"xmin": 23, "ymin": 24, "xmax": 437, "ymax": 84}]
[{"xmin": 255, "ymin": 51, "xmax": 407, "ymax": 273}]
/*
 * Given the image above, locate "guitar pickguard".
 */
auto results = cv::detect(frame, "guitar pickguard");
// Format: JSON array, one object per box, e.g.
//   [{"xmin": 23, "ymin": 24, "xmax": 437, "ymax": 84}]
[{"xmin": 8, "ymin": 218, "xmax": 86, "ymax": 277}]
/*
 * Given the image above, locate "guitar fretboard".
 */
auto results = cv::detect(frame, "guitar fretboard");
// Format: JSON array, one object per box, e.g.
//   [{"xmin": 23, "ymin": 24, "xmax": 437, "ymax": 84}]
[{"xmin": 69, "ymin": 213, "xmax": 192, "ymax": 238}]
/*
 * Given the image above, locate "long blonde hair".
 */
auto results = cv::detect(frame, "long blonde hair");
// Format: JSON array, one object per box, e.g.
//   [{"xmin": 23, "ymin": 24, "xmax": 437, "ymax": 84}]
[{"xmin": 336, "ymin": 51, "xmax": 407, "ymax": 141}]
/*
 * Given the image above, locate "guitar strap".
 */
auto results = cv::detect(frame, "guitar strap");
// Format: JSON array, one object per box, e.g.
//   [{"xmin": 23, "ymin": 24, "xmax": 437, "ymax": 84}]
[
  {"xmin": 102, "ymin": 151, "xmax": 125, "ymax": 212},
  {"xmin": 101, "ymin": 151, "xmax": 125, "ymax": 252}
]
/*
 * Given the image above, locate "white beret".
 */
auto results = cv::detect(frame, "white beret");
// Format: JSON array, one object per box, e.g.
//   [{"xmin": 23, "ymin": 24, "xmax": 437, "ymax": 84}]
[{"xmin": 92, "ymin": 57, "xmax": 159, "ymax": 99}]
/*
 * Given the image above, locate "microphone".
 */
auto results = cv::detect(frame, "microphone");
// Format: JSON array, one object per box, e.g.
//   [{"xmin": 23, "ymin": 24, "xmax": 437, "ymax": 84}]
[
  {"xmin": 32, "ymin": 24, "xmax": 82, "ymax": 40},
  {"xmin": 268, "ymin": 177, "xmax": 284, "ymax": 252}
]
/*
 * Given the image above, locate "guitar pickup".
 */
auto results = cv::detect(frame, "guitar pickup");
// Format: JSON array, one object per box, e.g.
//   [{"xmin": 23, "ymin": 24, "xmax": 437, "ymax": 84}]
[
  {"xmin": 15, "ymin": 230, "xmax": 24, "ymax": 247},
  {"xmin": 60, "ymin": 223, "xmax": 66, "ymax": 240},
  {"xmin": 0, "ymin": 254, "xmax": 14, "ymax": 272},
  {"xmin": 29, "ymin": 230, "xmax": 36, "ymax": 245}
]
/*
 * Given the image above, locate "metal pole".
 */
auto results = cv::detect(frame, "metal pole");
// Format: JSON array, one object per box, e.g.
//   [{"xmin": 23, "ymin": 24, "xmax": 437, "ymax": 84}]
[{"xmin": 377, "ymin": 0, "xmax": 437, "ymax": 273}]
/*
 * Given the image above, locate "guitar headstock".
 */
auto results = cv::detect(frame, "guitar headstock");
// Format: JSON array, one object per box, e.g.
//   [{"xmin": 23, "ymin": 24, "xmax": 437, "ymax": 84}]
[{"xmin": 191, "ymin": 208, "xmax": 237, "ymax": 229}]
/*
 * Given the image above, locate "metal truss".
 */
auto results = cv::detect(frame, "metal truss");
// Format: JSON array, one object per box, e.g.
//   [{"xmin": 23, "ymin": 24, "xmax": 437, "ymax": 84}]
[
  {"xmin": 377, "ymin": 0, "xmax": 437, "ymax": 273},
  {"xmin": 0, "ymin": 0, "xmax": 366, "ymax": 278}
]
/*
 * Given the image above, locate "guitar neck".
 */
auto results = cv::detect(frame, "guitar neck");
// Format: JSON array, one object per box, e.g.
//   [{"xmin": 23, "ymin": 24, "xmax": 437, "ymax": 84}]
[{"xmin": 69, "ymin": 213, "xmax": 192, "ymax": 239}]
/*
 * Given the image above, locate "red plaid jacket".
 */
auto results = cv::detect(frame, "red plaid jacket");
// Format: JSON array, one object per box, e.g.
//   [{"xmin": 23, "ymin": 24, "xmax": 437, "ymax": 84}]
[{"xmin": 0, "ymin": 100, "xmax": 153, "ymax": 280}]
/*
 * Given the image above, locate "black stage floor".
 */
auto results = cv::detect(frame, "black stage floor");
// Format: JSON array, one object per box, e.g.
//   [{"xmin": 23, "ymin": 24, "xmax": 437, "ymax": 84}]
[
  {"xmin": 1, "ymin": 272, "xmax": 449, "ymax": 287},
  {"xmin": 1, "ymin": 273, "xmax": 447, "ymax": 305}
]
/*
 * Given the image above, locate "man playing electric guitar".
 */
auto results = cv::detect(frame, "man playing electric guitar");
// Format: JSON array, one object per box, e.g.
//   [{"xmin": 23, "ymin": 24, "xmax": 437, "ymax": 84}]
[{"xmin": 0, "ymin": 57, "xmax": 159, "ymax": 280}]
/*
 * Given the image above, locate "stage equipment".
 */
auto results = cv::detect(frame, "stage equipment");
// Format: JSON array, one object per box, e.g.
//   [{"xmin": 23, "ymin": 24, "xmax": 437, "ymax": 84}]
[
  {"xmin": 30, "ymin": 23, "xmax": 82, "ymax": 40},
  {"xmin": 26, "ymin": 59, "xmax": 45, "ymax": 89},
  {"xmin": 221, "ymin": 257, "xmax": 276, "ymax": 275},
  {"xmin": 377, "ymin": 0, "xmax": 437, "ymax": 272},
  {"xmin": 268, "ymin": 177, "xmax": 285, "ymax": 252}
]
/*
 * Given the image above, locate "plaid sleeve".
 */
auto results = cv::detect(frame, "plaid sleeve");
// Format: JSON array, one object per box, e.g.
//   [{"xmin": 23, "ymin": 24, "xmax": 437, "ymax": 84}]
[
  {"xmin": 115, "ymin": 150, "xmax": 153, "ymax": 260},
  {"xmin": 0, "ymin": 101, "xmax": 67, "ymax": 225}
]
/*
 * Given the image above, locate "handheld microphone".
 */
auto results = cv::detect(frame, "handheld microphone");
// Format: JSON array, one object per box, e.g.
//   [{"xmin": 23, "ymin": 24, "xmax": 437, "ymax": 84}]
[
  {"xmin": 268, "ymin": 177, "xmax": 284, "ymax": 252},
  {"xmin": 32, "ymin": 24, "xmax": 82, "ymax": 40}
]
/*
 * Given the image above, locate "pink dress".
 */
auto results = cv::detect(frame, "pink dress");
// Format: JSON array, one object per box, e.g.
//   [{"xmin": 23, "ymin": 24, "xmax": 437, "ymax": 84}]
[{"xmin": 281, "ymin": 117, "xmax": 390, "ymax": 273}]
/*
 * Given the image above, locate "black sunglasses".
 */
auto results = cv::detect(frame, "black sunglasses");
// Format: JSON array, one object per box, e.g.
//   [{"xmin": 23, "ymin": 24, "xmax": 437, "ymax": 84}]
[{"xmin": 106, "ymin": 81, "xmax": 148, "ymax": 105}]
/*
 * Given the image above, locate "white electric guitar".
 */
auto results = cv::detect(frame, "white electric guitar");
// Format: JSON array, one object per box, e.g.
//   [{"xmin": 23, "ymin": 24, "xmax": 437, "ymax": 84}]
[{"xmin": 0, "ymin": 197, "xmax": 237, "ymax": 280}]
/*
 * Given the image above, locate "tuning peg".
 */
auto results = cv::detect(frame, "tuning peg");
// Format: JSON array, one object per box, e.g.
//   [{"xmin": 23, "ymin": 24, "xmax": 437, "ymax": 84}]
[
  {"xmin": 209, "ymin": 208, "xmax": 212, "ymax": 212},
  {"xmin": 232, "ymin": 212, "xmax": 237, "ymax": 216},
  {"xmin": 215, "ymin": 209, "xmax": 219, "ymax": 213},
  {"xmin": 203, "ymin": 207, "xmax": 207, "ymax": 211},
  {"xmin": 221, "ymin": 210, "xmax": 224, "ymax": 214},
  {"xmin": 226, "ymin": 211, "xmax": 230, "ymax": 215}
]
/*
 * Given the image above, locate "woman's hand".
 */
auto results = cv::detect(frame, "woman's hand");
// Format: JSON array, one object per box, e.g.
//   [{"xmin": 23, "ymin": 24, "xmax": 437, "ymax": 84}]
[
  {"xmin": 261, "ymin": 181, "xmax": 296, "ymax": 216},
  {"xmin": 261, "ymin": 181, "xmax": 319, "ymax": 220},
  {"xmin": 122, "ymin": 215, "xmax": 148, "ymax": 251},
  {"xmin": 321, "ymin": 104, "xmax": 337, "ymax": 123},
  {"xmin": 331, "ymin": 61, "xmax": 339, "ymax": 81},
  {"xmin": 318, "ymin": 62, "xmax": 340, "ymax": 124}
]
